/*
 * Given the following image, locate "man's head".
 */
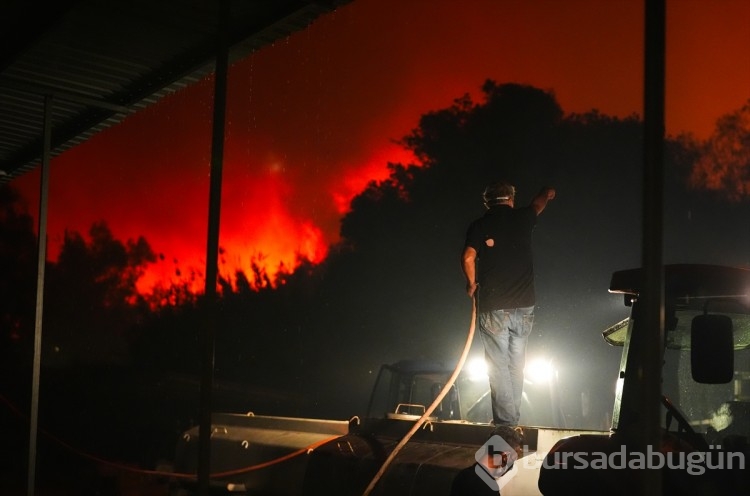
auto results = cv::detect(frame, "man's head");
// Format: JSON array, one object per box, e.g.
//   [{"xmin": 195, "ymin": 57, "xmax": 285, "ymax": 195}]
[{"xmin": 482, "ymin": 181, "xmax": 515, "ymax": 208}]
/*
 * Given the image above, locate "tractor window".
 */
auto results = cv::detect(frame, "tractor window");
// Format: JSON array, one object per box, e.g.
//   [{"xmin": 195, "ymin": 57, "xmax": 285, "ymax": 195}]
[{"xmin": 661, "ymin": 307, "xmax": 750, "ymax": 446}]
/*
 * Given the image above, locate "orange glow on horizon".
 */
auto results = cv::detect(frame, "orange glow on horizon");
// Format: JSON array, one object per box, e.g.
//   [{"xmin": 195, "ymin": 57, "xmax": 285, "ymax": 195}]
[
  {"xmin": 331, "ymin": 144, "xmax": 417, "ymax": 214},
  {"xmin": 8, "ymin": 0, "xmax": 749, "ymax": 302}
]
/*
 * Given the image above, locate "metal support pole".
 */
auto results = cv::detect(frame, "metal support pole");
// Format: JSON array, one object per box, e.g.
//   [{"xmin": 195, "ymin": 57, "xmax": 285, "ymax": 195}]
[
  {"xmin": 639, "ymin": 0, "xmax": 666, "ymax": 494},
  {"xmin": 27, "ymin": 94, "xmax": 53, "ymax": 496},
  {"xmin": 198, "ymin": 0, "xmax": 229, "ymax": 493}
]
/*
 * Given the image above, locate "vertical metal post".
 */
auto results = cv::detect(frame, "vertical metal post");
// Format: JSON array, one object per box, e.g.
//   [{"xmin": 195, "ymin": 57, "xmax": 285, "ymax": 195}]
[
  {"xmin": 198, "ymin": 0, "xmax": 229, "ymax": 493},
  {"xmin": 28, "ymin": 94, "xmax": 53, "ymax": 496},
  {"xmin": 640, "ymin": 0, "xmax": 665, "ymax": 494}
]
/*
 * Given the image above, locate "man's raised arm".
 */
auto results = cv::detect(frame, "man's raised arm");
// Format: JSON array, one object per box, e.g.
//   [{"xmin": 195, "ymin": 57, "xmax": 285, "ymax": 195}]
[{"xmin": 531, "ymin": 187, "xmax": 556, "ymax": 215}]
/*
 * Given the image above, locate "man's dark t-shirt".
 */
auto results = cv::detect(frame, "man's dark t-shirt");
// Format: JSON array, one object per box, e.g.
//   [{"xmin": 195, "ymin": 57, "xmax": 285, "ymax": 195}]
[{"xmin": 464, "ymin": 205, "xmax": 537, "ymax": 313}]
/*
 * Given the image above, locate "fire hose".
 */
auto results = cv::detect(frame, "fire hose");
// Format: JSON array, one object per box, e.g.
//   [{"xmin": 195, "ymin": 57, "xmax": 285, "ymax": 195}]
[
  {"xmin": 361, "ymin": 295, "xmax": 477, "ymax": 496},
  {"xmin": 0, "ymin": 391, "xmax": 339, "ymax": 481}
]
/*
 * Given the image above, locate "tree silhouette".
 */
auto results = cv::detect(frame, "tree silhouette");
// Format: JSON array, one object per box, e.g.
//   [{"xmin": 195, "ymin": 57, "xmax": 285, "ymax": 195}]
[
  {"xmin": 334, "ymin": 83, "xmax": 642, "ymax": 340},
  {"xmin": 662, "ymin": 105, "xmax": 750, "ymax": 266},
  {"xmin": 0, "ymin": 185, "xmax": 37, "ymax": 376},
  {"xmin": 688, "ymin": 99, "xmax": 750, "ymax": 202},
  {"xmin": 43, "ymin": 221, "xmax": 156, "ymax": 367}
]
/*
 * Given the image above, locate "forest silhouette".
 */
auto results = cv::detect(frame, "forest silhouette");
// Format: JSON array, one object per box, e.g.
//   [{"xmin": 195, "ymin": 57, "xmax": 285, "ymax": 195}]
[{"xmin": 1, "ymin": 82, "xmax": 749, "ymax": 484}]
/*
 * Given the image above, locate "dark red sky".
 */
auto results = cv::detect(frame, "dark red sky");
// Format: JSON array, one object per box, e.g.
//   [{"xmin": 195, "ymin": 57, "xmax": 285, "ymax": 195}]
[{"xmin": 13, "ymin": 0, "xmax": 750, "ymax": 292}]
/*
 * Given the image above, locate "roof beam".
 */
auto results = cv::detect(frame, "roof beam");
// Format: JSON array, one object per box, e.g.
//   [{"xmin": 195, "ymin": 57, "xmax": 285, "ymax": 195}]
[{"xmin": 0, "ymin": 76, "xmax": 133, "ymax": 114}]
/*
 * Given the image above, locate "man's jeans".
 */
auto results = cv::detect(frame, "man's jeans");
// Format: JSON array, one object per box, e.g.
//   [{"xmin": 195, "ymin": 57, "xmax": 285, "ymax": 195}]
[{"xmin": 478, "ymin": 306, "xmax": 534, "ymax": 426}]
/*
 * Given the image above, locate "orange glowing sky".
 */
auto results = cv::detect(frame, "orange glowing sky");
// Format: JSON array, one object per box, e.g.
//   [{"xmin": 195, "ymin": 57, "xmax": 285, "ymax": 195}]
[{"xmin": 12, "ymin": 0, "xmax": 750, "ymax": 293}]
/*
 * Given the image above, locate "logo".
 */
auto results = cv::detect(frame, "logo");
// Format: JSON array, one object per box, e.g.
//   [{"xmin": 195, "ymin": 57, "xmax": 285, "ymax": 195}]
[{"xmin": 474, "ymin": 434, "xmax": 519, "ymax": 490}]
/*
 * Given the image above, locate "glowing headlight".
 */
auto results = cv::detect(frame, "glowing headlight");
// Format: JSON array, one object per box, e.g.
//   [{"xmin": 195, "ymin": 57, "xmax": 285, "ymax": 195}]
[
  {"xmin": 525, "ymin": 358, "xmax": 554, "ymax": 384},
  {"xmin": 466, "ymin": 357, "xmax": 488, "ymax": 381}
]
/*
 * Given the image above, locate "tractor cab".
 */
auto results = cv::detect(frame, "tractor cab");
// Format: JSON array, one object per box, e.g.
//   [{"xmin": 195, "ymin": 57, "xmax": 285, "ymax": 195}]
[{"xmin": 539, "ymin": 264, "xmax": 750, "ymax": 495}]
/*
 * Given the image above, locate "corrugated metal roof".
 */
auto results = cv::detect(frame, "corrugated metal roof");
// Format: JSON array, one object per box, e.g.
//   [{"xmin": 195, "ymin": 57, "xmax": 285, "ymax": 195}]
[{"xmin": 0, "ymin": 0, "xmax": 353, "ymax": 184}]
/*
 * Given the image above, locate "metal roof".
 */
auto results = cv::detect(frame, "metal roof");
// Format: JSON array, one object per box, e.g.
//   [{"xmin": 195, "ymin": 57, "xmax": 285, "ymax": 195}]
[{"xmin": 0, "ymin": 0, "xmax": 352, "ymax": 184}]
